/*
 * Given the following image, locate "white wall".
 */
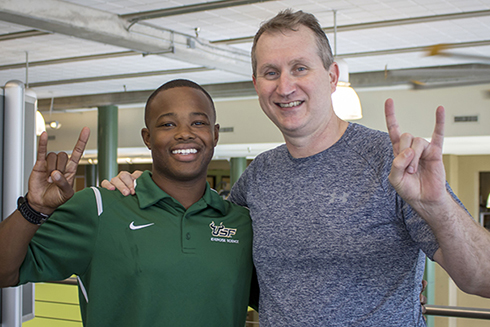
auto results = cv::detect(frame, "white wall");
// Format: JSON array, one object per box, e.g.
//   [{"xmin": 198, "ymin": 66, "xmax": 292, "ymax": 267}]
[{"xmin": 356, "ymin": 83, "xmax": 490, "ymax": 138}]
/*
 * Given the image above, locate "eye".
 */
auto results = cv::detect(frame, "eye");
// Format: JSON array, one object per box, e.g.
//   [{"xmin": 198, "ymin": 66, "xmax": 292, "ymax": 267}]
[
  {"xmin": 159, "ymin": 122, "xmax": 174, "ymax": 128},
  {"xmin": 192, "ymin": 121, "xmax": 208, "ymax": 126},
  {"xmin": 294, "ymin": 66, "xmax": 308, "ymax": 75},
  {"xmin": 264, "ymin": 71, "xmax": 279, "ymax": 80}
]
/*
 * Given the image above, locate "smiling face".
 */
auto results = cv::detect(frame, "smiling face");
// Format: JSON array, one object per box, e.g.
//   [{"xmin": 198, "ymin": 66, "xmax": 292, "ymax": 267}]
[
  {"xmin": 252, "ymin": 25, "xmax": 339, "ymax": 140},
  {"xmin": 142, "ymin": 86, "xmax": 219, "ymax": 184}
]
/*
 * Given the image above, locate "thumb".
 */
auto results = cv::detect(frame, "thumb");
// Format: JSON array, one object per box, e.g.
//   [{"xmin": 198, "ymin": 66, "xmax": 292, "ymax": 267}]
[{"xmin": 51, "ymin": 170, "xmax": 75, "ymax": 199}]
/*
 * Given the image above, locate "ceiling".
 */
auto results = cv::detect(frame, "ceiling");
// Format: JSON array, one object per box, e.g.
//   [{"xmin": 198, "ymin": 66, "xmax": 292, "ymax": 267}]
[{"xmin": 1, "ymin": 0, "xmax": 490, "ymax": 111}]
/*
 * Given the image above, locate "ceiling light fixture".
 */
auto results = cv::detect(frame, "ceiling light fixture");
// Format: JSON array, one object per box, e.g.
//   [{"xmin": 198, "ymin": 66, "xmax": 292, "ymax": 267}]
[
  {"xmin": 331, "ymin": 10, "xmax": 362, "ymax": 120},
  {"xmin": 46, "ymin": 121, "xmax": 62, "ymax": 129}
]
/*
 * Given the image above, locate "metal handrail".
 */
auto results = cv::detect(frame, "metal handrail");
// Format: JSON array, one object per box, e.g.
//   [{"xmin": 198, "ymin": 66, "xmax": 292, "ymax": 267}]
[{"xmin": 425, "ymin": 305, "xmax": 490, "ymax": 320}]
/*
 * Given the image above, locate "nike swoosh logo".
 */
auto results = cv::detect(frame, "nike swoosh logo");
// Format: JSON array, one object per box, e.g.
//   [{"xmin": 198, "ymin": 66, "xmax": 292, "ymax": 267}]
[{"xmin": 129, "ymin": 221, "xmax": 155, "ymax": 230}]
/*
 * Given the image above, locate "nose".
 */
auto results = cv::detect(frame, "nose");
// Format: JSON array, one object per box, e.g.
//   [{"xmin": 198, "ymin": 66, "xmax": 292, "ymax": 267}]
[
  {"xmin": 174, "ymin": 125, "xmax": 195, "ymax": 140},
  {"xmin": 276, "ymin": 73, "xmax": 296, "ymax": 97}
]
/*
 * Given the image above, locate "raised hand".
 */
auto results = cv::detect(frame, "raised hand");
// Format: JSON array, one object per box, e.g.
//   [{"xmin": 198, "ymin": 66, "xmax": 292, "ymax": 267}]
[
  {"xmin": 26, "ymin": 127, "xmax": 90, "ymax": 215},
  {"xmin": 384, "ymin": 98, "xmax": 448, "ymax": 215}
]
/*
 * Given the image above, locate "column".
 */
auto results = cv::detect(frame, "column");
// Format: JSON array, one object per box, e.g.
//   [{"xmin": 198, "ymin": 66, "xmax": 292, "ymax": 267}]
[
  {"xmin": 230, "ymin": 157, "xmax": 247, "ymax": 188},
  {"xmin": 97, "ymin": 105, "xmax": 118, "ymax": 183}
]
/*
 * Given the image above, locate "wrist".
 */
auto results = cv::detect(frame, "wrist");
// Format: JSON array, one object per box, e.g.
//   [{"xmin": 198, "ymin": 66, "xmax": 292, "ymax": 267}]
[
  {"xmin": 414, "ymin": 192, "xmax": 459, "ymax": 226},
  {"xmin": 25, "ymin": 193, "xmax": 55, "ymax": 215},
  {"xmin": 17, "ymin": 194, "xmax": 52, "ymax": 225}
]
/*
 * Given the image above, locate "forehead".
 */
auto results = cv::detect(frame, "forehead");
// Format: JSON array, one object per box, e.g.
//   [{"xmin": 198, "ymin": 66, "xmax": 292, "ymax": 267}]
[
  {"xmin": 148, "ymin": 87, "xmax": 214, "ymax": 119},
  {"xmin": 255, "ymin": 26, "xmax": 319, "ymax": 62}
]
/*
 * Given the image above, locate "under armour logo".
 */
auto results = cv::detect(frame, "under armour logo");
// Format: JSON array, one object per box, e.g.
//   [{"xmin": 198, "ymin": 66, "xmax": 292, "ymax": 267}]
[{"xmin": 327, "ymin": 192, "xmax": 349, "ymax": 205}]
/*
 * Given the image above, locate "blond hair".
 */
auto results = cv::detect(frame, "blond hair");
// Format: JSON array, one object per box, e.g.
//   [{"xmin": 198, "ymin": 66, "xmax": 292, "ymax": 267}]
[{"xmin": 251, "ymin": 9, "xmax": 334, "ymax": 77}]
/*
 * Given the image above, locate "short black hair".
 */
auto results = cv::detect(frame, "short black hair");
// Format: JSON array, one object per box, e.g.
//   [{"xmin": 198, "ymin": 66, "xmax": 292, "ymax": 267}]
[{"xmin": 144, "ymin": 79, "xmax": 216, "ymax": 127}]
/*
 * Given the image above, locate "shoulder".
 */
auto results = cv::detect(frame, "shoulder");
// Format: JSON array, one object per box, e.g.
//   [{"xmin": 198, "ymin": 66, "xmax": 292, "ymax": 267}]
[
  {"xmin": 223, "ymin": 199, "xmax": 249, "ymax": 215},
  {"xmin": 245, "ymin": 144, "xmax": 288, "ymax": 172},
  {"xmin": 60, "ymin": 186, "xmax": 132, "ymax": 215},
  {"xmin": 342, "ymin": 123, "xmax": 393, "ymax": 161},
  {"xmin": 345, "ymin": 123, "xmax": 391, "ymax": 149},
  {"xmin": 209, "ymin": 188, "xmax": 249, "ymax": 215}
]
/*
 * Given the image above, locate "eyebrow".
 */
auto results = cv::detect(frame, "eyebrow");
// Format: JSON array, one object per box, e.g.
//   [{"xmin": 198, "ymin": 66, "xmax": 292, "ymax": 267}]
[
  {"xmin": 258, "ymin": 58, "xmax": 311, "ymax": 72},
  {"xmin": 156, "ymin": 112, "xmax": 210, "ymax": 119}
]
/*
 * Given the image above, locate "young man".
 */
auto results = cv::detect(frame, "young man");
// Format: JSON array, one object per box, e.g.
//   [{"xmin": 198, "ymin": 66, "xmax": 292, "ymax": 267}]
[
  {"xmin": 107, "ymin": 9, "xmax": 490, "ymax": 327},
  {"xmin": 0, "ymin": 79, "xmax": 254, "ymax": 326}
]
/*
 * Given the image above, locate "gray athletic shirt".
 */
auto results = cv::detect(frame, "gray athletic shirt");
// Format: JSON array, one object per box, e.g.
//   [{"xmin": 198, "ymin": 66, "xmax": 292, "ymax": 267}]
[{"xmin": 229, "ymin": 123, "xmax": 441, "ymax": 326}]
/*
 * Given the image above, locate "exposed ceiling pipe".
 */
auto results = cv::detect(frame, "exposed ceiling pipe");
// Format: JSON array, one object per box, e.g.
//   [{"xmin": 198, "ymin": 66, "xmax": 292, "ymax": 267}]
[
  {"xmin": 121, "ymin": 0, "xmax": 276, "ymax": 22},
  {"xmin": 0, "ymin": 0, "xmax": 252, "ymax": 77}
]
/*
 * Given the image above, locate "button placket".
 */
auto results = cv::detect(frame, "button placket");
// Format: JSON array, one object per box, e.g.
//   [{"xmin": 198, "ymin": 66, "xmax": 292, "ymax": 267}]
[{"xmin": 182, "ymin": 212, "xmax": 195, "ymax": 253}]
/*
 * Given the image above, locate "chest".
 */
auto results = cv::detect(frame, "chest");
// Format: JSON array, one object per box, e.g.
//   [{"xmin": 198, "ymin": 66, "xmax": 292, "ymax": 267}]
[
  {"xmin": 90, "ymin": 204, "xmax": 253, "ymax": 279},
  {"xmin": 247, "ymin": 162, "xmax": 410, "ymax": 266}
]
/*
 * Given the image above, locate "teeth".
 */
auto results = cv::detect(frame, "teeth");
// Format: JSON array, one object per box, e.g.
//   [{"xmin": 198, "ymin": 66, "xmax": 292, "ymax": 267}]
[
  {"xmin": 172, "ymin": 149, "xmax": 197, "ymax": 155},
  {"xmin": 279, "ymin": 101, "xmax": 302, "ymax": 108}
]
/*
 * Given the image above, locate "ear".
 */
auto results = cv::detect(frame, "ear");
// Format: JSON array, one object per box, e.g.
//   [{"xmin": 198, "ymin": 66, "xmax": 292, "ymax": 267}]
[
  {"xmin": 141, "ymin": 128, "xmax": 151, "ymax": 150},
  {"xmin": 213, "ymin": 123, "xmax": 220, "ymax": 147},
  {"xmin": 328, "ymin": 62, "xmax": 340, "ymax": 94},
  {"xmin": 252, "ymin": 75, "xmax": 258, "ymax": 93}
]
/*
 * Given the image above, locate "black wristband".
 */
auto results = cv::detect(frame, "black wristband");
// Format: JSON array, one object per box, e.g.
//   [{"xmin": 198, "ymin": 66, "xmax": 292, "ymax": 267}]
[{"xmin": 17, "ymin": 195, "xmax": 50, "ymax": 225}]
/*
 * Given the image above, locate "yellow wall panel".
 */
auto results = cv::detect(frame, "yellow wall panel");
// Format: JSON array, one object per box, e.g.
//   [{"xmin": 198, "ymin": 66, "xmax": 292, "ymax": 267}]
[
  {"xmin": 23, "ymin": 316, "xmax": 82, "ymax": 327},
  {"xmin": 23, "ymin": 282, "xmax": 82, "ymax": 327},
  {"xmin": 35, "ymin": 302, "xmax": 81, "ymax": 321},
  {"xmin": 35, "ymin": 283, "xmax": 79, "ymax": 304}
]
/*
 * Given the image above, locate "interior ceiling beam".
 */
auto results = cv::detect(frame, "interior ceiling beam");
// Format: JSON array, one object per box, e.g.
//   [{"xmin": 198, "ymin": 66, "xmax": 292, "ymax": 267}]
[
  {"xmin": 350, "ymin": 64, "xmax": 490, "ymax": 88},
  {"xmin": 121, "ymin": 0, "xmax": 275, "ymax": 22},
  {"xmin": 339, "ymin": 39, "xmax": 490, "ymax": 59},
  {"xmin": 5, "ymin": 38, "xmax": 488, "ymax": 75},
  {"xmin": 29, "ymin": 66, "xmax": 212, "ymax": 88},
  {"xmin": 0, "ymin": 0, "xmax": 252, "ymax": 76},
  {"xmin": 212, "ymin": 9, "xmax": 490, "ymax": 45},
  {"xmin": 0, "ymin": 29, "xmax": 50, "ymax": 41},
  {"xmin": 0, "ymin": 51, "xmax": 140, "ymax": 71},
  {"xmin": 37, "ymin": 81, "xmax": 256, "ymax": 110}
]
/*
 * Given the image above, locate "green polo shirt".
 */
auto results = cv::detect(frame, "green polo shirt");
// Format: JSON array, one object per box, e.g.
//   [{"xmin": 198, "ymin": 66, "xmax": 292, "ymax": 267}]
[{"xmin": 19, "ymin": 171, "xmax": 253, "ymax": 326}]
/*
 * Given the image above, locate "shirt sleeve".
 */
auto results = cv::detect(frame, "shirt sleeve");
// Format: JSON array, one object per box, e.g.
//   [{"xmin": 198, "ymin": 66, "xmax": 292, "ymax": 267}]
[
  {"xmin": 18, "ymin": 188, "xmax": 99, "ymax": 284},
  {"xmin": 229, "ymin": 170, "xmax": 249, "ymax": 208}
]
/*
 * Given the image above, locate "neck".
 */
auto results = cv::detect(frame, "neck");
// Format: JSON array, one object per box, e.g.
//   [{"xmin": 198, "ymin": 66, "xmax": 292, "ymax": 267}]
[
  {"xmin": 151, "ymin": 173, "xmax": 207, "ymax": 209},
  {"xmin": 285, "ymin": 116, "xmax": 349, "ymax": 158}
]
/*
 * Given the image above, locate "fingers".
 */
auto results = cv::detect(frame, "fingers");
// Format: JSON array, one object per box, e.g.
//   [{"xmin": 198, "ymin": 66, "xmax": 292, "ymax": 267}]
[
  {"xmin": 46, "ymin": 152, "xmax": 68, "ymax": 182},
  {"xmin": 42, "ymin": 127, "xmax": 89, "ymax": 183},
  {"xmin": 100, "ymin": 179, "xmax": 116, "ymax": 191},
  {"xmin": 431, "ymin": 106, "xmax": 445, "ymax": 151},
  {"xmin": 36, "ymin": 132, "xmax": 49, "ymax": 163},
  {"xmin": 399, "ymin": 134, "xmax": 428, "ymax": 174},
  {"xmin": 131, "ymin": 170, "xmax": 144, "ymax": 179},
  {"xmin": 389, "ymin": 148, "xmax": 414, "ymax": 185},
  {"xmin": 422, "ymin": 279, "xmax": 428, "ymax": 292},
  {"xmin": 50, "ymin": 170, "xmax": 75, "ymax": 200},
  {"xmin": 384, "ymin": 98, "xmax": 401, "ymax": 155},
  {"xmin": 109, "ymin": 172, "xmax": 135, "ymax": 196},
  {"xmin": 67, "ymin": 127, "xmax": 90, "ymax": 172},
  {"xmin": 56, "ymin": 153, "xmax": 69, "ymax": 174}
]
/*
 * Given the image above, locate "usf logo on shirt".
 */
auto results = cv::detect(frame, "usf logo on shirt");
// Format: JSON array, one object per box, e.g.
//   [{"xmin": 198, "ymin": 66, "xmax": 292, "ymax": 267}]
[{"xmin": 209, "ymin": 221, "xmax": 237, "ymax": 238}]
